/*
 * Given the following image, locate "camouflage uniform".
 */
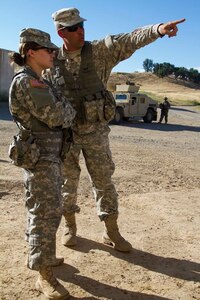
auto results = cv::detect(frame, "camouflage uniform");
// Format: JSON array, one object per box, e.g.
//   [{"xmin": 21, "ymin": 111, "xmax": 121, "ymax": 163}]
[
  {"xmin": 9, "ymin": 63, "xmax": 75, "ymax": 270},
  {"xmin": 46, "ymin": 9, "xmax": 163, "ymax": 220},
  {"xmin": 159, "ymin": 97, "xmax": 171, "ymax": 124}
]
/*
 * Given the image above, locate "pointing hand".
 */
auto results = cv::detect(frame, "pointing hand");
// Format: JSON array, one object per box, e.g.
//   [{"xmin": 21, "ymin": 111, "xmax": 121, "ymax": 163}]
[{"xmin": 158, "ymin": 18, "xmax": 186, "ymax": 37}]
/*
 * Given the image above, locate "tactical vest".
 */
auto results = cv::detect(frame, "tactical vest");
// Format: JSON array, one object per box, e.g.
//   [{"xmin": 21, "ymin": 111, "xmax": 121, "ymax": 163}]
[
  {"xmin": 10, "ymin": 68, "xmax": 63, "ymax": 161},
  {"xmin": 53, "ymin": 42, "xmax": 115, "ymax": 132}
]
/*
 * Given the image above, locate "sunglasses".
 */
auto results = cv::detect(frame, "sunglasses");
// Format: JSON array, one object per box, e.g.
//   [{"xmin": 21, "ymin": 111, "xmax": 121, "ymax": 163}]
[
  {"xmin": 34, "ymin": 47, "xmax": 55, "ymax": 54},
  {"xmin": 64, "ymin": 22, "xmax": 84, "ymax": 32}
]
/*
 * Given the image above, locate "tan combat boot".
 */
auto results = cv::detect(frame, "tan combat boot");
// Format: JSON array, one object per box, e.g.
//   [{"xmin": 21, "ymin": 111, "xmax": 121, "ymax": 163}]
[
  {"xmin": 62, "ymin": 213, "xmax": 77, "ymax": 246},
  {"xmin": 35, "ymin": 265, "xmax": 70, "ymax": 299},
  {"xmin": 103, "ymin": 213, "xmax": 132, "ymax": 252}
]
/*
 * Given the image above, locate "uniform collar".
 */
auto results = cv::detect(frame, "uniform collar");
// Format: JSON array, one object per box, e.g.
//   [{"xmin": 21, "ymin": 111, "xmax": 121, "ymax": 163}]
[
  {"xmin": 24, "ymin": 65, "xmax": 40, "ymax": 80},
  {"xmin": 57, "ymin": 45, "xmax": 82, "ymax": 60}
]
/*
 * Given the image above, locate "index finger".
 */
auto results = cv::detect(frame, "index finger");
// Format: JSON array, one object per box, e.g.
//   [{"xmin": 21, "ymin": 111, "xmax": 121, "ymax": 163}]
[{"xmin": 173, "ymin": 18, "xmax": 186, "ymax": 25}]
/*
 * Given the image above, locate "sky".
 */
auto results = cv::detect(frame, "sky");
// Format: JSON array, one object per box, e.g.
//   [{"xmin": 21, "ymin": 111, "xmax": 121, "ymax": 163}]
[{"xmin": 0, "ymin": 0, "xmax": 199, "ymax": 73}]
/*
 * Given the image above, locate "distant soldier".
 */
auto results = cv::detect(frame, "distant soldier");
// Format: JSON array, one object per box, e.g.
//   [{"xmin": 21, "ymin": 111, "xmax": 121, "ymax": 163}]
[{"xmin": 159, "ymin": 97, "xmax": 171, "ymax": 124}]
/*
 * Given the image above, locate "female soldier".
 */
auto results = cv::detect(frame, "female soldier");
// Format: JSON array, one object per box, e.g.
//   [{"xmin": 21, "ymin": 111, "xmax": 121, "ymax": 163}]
[{"xmin": 9, "ymin": 28, "xmax": 75, "ymax": 299}]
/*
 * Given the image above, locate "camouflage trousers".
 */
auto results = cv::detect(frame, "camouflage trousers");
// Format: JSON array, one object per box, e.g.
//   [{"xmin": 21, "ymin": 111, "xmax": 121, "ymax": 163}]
[
  {"xmin": 159, "ymin": 111, "xmax": 169, "ymax": 123},
  {"xmin": 62, "ymin": 125, "xmax": 118, "ymax": 220},
  {"xmin": 23, "ymin": 160, "xmax": 62, "ymax": 271}
]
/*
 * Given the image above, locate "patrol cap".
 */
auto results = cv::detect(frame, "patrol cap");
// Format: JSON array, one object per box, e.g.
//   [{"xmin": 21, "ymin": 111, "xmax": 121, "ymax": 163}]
[
  {"xmin": 52, "ymin": 8, "xmax": 87, "ymax": 30},
  {"xmin": 19, "ymin": 28, "xmax": 57, "ymax": 49}
]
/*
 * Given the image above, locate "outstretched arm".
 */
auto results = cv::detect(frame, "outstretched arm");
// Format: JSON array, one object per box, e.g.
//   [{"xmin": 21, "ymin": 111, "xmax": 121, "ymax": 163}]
[{"xmin": 158, "ymin": 18, "xmax": 186, "ymax": 37}]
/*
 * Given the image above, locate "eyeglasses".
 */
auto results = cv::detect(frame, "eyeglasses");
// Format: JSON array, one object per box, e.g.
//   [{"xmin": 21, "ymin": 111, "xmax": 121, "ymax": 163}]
[
  {"xmin": 64, "ymin": 22, "xmax": 84, "ymax": 32},
  {"xmin": 34, "ymin": 47, "xmax": 55, "ymax": 54}
]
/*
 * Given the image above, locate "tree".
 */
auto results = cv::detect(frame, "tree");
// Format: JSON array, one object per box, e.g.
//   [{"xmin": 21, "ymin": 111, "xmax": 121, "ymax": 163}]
[
  {"xmin": 143, "ymin": 58, "xmax": 154, "ymax": 72},
  {"xmin": 188, "ymin": 68, "xmax": 200, "ymax": 83},
  {"xmin": 175, "ymin": 67, "xmax": 189, "ymax": 80},
  {"xmin": 144, "ymin": 59, "xmax": 200, "ymax": 84},
  {"xmin": 153, "ymin": 62, "xmax": 175, "ymax": 77}
]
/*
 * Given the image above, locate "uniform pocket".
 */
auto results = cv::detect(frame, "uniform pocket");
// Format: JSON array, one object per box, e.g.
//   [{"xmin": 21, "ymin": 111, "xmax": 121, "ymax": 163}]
[
  {"xmin": 8, "ymin": 133, "xmax": 40, "ymax": 169},
  {"xmin": 83, "ymin": 99, "xmax": 105, "ymax": 123}
]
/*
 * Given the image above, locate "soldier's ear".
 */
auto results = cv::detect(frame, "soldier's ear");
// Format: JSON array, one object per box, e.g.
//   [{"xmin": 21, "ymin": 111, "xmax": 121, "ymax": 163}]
[
  {"xmin": 58, "ymin": 29, "xmax": 64, "ymax": 38},
  {"xmin": 27, "ymin": 49, "xmax": 36, "ymax": 58}
]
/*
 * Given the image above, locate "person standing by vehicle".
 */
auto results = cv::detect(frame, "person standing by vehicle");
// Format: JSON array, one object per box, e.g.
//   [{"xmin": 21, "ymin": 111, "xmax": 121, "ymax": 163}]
[
  {"xmin": 9, "ymin": 28, "xmax": 75, "ymax": 299},
  {"xmin": 159, "ymin": 97, "xmax": 171, "ymax": 123},
  {"xmin": 45, "ymin": 7, "xmax": 185, "ymax": 252}
]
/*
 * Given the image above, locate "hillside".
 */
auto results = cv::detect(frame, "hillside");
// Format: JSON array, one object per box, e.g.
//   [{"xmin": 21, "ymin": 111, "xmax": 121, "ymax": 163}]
[{"xmin": 108, "ymin": 72, "xmax": 200, "ymax": 105}]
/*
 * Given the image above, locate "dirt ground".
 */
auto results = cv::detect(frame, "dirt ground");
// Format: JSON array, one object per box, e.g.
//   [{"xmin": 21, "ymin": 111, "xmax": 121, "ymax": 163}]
[{"xmin": 0, "ymin": 102, "xmax": 200, "ymax": 300}]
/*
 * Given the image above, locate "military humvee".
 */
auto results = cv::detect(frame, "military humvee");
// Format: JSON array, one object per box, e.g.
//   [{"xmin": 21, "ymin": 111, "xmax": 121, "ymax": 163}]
[{"xmin": 112, "ymin": 83, "xmax": 158, "ymax": 124}]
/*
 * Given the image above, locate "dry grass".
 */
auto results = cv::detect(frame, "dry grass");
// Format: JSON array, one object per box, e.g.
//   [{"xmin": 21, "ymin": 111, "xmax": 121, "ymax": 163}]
[{"xmin": 108, "ymin": 72, "xmax": 200, "ymax": 106}]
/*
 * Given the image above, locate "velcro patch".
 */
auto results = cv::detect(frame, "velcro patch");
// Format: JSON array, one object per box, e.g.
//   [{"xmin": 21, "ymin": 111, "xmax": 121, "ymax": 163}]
[{"xmin": 30, "ymin": 79, "xmax": 48, "ymax": 88}]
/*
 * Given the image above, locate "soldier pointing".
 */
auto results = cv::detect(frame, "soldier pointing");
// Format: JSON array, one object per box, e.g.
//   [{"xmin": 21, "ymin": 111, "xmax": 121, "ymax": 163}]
[{"xmin": 44, "ymin": 7, "xmax": 185, "ymax": 254}]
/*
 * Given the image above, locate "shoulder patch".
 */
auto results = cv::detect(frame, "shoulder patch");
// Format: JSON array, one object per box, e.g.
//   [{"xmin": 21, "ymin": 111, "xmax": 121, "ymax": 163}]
[{"xmin": 30, "ymin": 79, "xmax": 48, "ymax": 88}]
